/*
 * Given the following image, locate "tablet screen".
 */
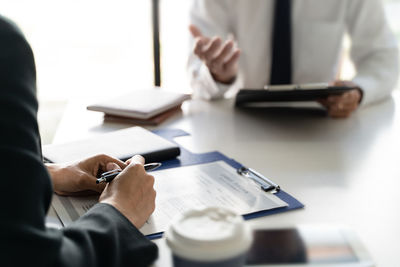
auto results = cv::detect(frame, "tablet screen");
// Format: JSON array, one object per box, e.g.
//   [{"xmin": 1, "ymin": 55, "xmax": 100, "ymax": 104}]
[{"xmin": 246, "ymin": 227, "xmax": 359, "ymax": 265}]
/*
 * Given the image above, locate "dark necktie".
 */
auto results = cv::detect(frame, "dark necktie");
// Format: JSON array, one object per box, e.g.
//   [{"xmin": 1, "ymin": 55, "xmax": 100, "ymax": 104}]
[{"xmin": 270, "ymin": 0, "xmax": 292, "ymax": 85}]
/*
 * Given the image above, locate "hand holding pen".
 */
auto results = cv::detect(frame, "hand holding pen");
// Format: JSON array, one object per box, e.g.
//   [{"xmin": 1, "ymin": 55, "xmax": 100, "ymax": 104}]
[
  {"xmin": 97, "ymin": 162, "xmax": 162, "ymax": 184},
  {"xmin": 99, "ymin": 155, "xmax": 158, "ymax": 228}
]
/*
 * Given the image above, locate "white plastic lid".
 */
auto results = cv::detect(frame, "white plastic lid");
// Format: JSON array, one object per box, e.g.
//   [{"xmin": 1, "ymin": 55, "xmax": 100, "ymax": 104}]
[{"xmin": 165, "ymin": 207, "xmax": 253, "ymax": 262}]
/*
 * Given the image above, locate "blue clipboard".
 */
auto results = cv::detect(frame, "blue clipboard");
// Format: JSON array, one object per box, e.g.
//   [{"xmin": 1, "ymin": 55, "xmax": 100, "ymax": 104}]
[{"xmin": 147, "ymin": 128, "xmax": 304, "ymax": 240}]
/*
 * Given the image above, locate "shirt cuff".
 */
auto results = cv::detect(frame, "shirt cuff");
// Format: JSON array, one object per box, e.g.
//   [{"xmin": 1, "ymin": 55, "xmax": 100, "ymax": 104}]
[{"xmin": 192, "ymin": 63, "xmax": 233, "ymax": 100}]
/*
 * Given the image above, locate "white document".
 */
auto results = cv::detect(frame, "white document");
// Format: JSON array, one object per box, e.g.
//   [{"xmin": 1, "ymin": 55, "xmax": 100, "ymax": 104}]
[{"xmin": 52, "ymin": 161, "xmax": 288, "ymax": 236}]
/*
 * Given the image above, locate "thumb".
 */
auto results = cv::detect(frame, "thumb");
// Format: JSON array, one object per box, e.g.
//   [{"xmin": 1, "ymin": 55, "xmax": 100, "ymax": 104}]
[
  {"xmin": 189, "ymin": 24, "xmax": 203, "ymax": 38},
  {"xmin": 125, "ymin": 155, "xmax": 145, "ymax": 166},
  {"xmin": 106, "ymin": 162, "xmax": 122, "ymax": 172}
]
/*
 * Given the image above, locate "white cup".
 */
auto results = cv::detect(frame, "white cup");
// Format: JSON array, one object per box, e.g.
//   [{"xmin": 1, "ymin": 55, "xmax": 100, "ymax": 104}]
[{"xmin": 165, "ymin": 207, "xmax": 253, "ymax": 267}]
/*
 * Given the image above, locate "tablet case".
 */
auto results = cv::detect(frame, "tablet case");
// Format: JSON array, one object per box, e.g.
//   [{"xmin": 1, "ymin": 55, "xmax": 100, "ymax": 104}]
[
  {"xmin": 235, "ymin": 86, "xmax": 356, "ymax": 106},
  {"xmin": 149, "ymin": 128, "xmax": 304, "ymax": 239}
]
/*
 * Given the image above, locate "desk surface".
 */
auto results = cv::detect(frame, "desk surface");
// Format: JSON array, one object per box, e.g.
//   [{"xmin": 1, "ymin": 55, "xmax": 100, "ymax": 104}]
[{"xmin": 52, "ymin": 93, "xmax": 400, "ymax": 267}]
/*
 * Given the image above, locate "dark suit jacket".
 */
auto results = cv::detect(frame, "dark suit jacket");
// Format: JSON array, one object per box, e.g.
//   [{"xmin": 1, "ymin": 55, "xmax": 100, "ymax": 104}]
[{"xmin": 0, "ymin": 15, "xmax": 157, "ymax": 267}]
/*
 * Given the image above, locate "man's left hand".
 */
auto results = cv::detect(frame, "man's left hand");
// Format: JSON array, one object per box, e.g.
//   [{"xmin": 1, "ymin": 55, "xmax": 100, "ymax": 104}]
[
  {"xmin": 319, "ymin": 81, "xmax": 362, "ymax": 118},
  {"xmin": 47, "ymin": 154, "xmax": 127, "ymax": 196}
]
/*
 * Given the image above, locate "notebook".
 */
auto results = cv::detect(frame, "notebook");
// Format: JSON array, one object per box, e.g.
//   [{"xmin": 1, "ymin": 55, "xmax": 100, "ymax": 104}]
[
  {"xmin": 87, "ymin": 88, "xmax": 191, "ymax": 120},
  {"xmin": 103, "ymin": 105, "xmax": 182, "ymax": 126},
  {"xmin": 43, "ymin": 126, "xmax": 180, "ymax": 163}
]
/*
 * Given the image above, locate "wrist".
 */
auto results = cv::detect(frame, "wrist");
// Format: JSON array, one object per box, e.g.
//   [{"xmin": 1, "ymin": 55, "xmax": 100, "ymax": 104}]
[
  {"xmin": 211, "ymin": 72, "xmax": 237, "ymax": 85},
  {"xmin": 100, "ymin": 198, "xmax": 139, "ymax": 227},
  {"xmin": 46, "ymin": 163, "xmax": 63, "ymax": 178},
  {"xmin": 46, "ymin": 163, "xmax": 69, "ymax": 194}
]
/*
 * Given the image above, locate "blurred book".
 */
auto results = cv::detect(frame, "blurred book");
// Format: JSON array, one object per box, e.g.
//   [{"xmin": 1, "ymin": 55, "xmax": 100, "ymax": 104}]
[
  {"xmin": 103, "ymin": 105, "xmax": 183, "ymax": 126},
  {"xmin": 87, "ymin": 88, "xmax": 191, "ymax": 120},
  {"xmin": 43, "ymin": 126, "xmax": 180, "ymax": 163}
]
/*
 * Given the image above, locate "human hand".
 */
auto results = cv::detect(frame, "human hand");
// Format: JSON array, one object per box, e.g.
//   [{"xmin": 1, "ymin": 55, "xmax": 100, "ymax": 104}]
[
  {"xmin": 99, "ymin": 155, "xmax": 156, "ymax": 228},
  {"xmin": 189, "ymin": 24, "xmax": 240, "ymax": 84},
  {"xmin": 48, "ymin": 154, "xmax": 126, "ymax": 196},
  {"xmin": 319, "ymin": 81, "xmax": 362, "ymax": 118}
]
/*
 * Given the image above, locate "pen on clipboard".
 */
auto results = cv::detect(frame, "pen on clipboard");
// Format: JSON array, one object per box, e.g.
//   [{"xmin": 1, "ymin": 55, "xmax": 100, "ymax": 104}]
[
  {"xmin": 237, "ymin": 166, "xmax": 280, "ymax": 193},
  {"xmin": 96, "ymin": 162, "xmax": 162, "ymax": 184}
]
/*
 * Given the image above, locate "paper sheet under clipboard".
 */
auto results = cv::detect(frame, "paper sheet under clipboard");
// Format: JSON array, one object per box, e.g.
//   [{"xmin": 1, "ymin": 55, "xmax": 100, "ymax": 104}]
[{"xmin": 52, "ymin": 161, "xmax": 288, "ymax": 237}]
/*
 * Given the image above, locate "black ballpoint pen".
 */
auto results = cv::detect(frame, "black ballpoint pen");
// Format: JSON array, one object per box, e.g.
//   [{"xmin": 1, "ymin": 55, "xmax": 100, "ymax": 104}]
[{"xmin": 96, "ymin": 162, "xmax": 162, "ymax": 184}]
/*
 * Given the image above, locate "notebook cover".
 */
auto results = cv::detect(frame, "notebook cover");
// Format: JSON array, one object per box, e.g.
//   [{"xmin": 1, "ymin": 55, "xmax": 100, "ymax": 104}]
[
  {"xmin": 103, "ymin": 106, "xmax": 182, "ymax": 126},
  {"xmin": 87, "ymin": 89, "xmax": 190, "ymax": 119}
]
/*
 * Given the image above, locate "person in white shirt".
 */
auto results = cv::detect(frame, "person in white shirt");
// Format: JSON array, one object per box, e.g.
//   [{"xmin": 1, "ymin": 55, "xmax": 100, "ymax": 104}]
[{"xmin": 188, "ymin": 0, "xmax": 399, "ymax": 118}]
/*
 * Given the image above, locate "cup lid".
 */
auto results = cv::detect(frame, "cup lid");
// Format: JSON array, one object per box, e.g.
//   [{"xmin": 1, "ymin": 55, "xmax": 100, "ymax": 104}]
[{"xmin": 165, "ymin": 207, "xmax": 253, "ymax": 262}]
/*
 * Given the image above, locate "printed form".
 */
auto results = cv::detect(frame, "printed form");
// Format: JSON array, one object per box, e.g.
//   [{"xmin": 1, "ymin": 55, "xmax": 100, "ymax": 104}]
[{"xmin": 52, "ymin": 161, "xmax": 288, "ymax": 236}]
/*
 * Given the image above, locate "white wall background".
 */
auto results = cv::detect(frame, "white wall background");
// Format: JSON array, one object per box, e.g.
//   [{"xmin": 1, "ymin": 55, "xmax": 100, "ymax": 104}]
[
  {"xmin": 0, "ymin": 0, "xmax": 399, "ymax": 102},
  {"xmin": 0, "ymin": 0, "xmax": 399, "ymax": 143}
]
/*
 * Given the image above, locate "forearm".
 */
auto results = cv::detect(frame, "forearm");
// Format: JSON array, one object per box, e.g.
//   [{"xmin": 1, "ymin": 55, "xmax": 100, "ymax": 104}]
[
  {"xmin": 347, "ymin": 0, "xmax": 400, "ymax": 106},
  {"xmin": 352, "ymin": 48, "xmax": 399, "ymax": 106}
]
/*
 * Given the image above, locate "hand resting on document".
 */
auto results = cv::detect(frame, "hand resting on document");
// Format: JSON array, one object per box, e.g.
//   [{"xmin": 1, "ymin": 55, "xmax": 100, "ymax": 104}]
[{"xmin": 47, "ymin": 154, "xmax": 156, "ymax": 228}]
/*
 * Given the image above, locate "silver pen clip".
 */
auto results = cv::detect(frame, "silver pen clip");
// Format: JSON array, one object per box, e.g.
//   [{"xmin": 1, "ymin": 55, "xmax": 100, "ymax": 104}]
[{"xmin": 237, "ymin": 167, "xmax": 280, "ymax": 193}]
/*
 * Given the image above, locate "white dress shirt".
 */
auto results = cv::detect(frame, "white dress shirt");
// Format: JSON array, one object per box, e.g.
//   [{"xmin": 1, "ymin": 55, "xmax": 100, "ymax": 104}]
[{"xmin": 188, "ymin": 0, "xmax": 399, "ymax": 106}]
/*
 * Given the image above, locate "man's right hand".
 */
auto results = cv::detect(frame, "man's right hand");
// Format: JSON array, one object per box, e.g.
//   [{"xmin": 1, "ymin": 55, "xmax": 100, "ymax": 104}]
[
  {"xmin": 99, "ymin": 155, "xmax": 156, "ymax": 229},
  {"xmin": 189, "ymin": 24, "xmax": 240, "ymax": 84}
]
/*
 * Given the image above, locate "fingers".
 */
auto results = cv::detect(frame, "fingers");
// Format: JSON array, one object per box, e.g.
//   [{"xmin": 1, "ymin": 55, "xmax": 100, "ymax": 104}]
[
  {"xmin": 212, "ymin": 41, "xmax": 233, "ymax": 64},
  {"xmin": 189, "ymin": 24, "xmax": 203, "ymax": 38},
  {"xmin": 323, "ymin": 90, "xmax": 361, "ymax": 118},
  {"xmin": 317, "ymin": 98, "xmax": 329, "ymax": 106},
  {"xmin": 327, "ymin": 91, "xmax": 360, "ymax": 108},
  {"xmin": 194, "ymin": 36, "xmax": 222, "ymax": 61},
  {"xmin": 121, "ymin": 155, "xmax": 146, "ymax": 177},
  {"xmin": 208, "ymin": 41, "xmax": 235, "ymax": 72},
  {"xmin": 98, "ymin": 153, "xmax": 156, "ymax": 228},
  {"xmin": 125, "ymin": 155, "xmax": 145, "ymax": 166},
  {"xmin": 92, "ymin": 154, "xmax": 126, "ymax": 170},
  {"xmin": 106, "ymin": 162, "xmax": 122, "ymax": 172},
  {"xmin": 191, "ymin": 29, "xmax": 240, "ymax": 83},
  {"xmin": 204, "ymin": 37, "xmax": 222, "ymax": 61},
  {"xmin": 224, "ymin": 49, "xmax": 241, "ymax": 70},
  {"xmin": 81, "ymin": 172, "xmax": 107, "ymax": 193},
  {"xmin": 194, "ymin": 36, "xmax": 208, "ymax": 56},
  {"xmin": 200, "ymin": 40, "xmax": 240, "ymax": 79}
]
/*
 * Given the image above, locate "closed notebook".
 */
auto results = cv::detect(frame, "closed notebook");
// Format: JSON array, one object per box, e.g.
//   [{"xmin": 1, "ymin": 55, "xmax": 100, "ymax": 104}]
[
  {"xmin": 87, "ymin": 88, "xmax": 191, "ymax": 120},
  {"xmin": 43, "ymin": 126, "xmax": 180, "ymax": 163},
  {"xmin": 103, "ymin": 105, "xmax": 183, "ymax": 126}
]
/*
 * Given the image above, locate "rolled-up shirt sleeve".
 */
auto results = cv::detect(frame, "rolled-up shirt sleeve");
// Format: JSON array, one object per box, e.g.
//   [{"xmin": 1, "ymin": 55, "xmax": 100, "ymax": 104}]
[
  {"xmin": 188, "ymin": 0, "xmax": 236, "ymax": 100},
  {"xmin": 347, "ymin": 0, "xmax": 399, "ymax": 106}
]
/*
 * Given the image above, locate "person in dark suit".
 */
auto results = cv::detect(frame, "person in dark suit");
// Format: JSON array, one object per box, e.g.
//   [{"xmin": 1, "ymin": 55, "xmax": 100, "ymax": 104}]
[{"xmin": 0, "ymin": 15, "xmax": 158, "ymax": 266}]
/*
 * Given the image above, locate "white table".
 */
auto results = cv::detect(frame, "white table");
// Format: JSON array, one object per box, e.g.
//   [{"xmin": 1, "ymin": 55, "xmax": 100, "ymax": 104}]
[{"xmin": 51, "ymin": 92, "xmax": 400, "ymax": 266}]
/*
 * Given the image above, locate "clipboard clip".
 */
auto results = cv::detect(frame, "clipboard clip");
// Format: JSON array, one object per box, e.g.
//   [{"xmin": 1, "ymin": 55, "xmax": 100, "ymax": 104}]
[{"xmin": 237, "ymin": 167, "xmax": 280, "ymax": 194}]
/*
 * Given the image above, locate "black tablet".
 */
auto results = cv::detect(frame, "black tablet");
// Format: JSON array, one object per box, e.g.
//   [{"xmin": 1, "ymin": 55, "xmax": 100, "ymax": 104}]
[{"xmin": 235, "ymin": 83, "xmax": 357, "ymax": 107}]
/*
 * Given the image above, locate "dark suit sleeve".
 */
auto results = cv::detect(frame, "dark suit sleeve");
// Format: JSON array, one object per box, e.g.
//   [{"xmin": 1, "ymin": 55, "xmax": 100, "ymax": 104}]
[{"xmin": 0, "ymin": 15, "xmax": 157, "ymax": 267}]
